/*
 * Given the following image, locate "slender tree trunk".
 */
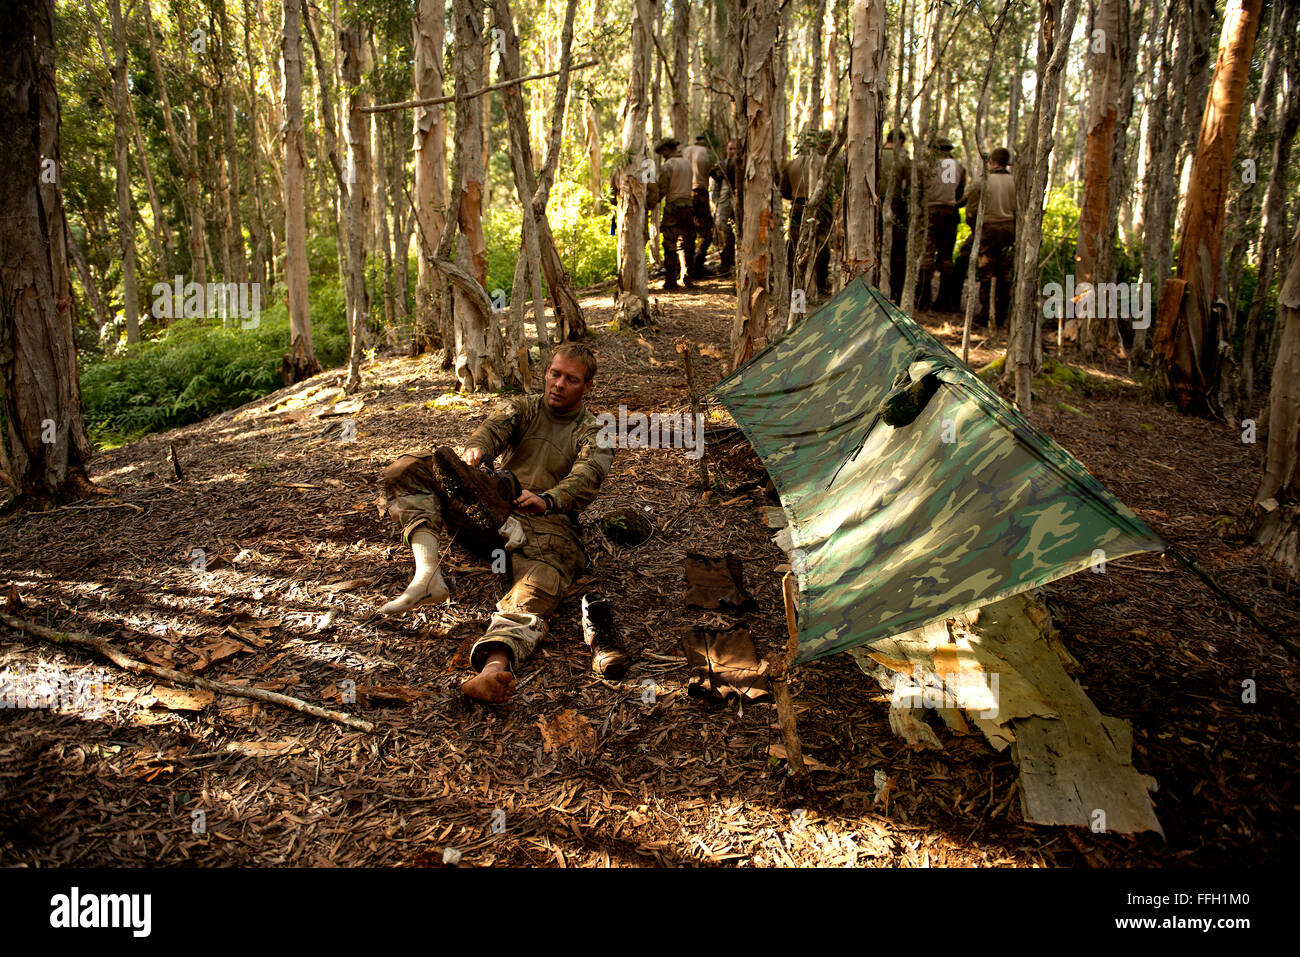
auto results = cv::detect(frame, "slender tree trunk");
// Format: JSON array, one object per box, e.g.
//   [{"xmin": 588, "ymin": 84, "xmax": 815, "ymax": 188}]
[
  {"xmin": 218, "ymin": 1, "xmax": 246, "ymax": 284},
  {"xmin": 1242, "ymin": 29, "xmax": 1300, "ymax": 401},
  {"xmin": 491, "ymin": 0, "xmax": 552, "ymax": 386},
  {"xmin": 1008, "ymin": 0, "xmax": 1083, "ymax": 412},
  {"xmin": 617, "ymin": 0, "xmax": 655, "ymax": 327},
  {"xmin": 1153, "ymin": 0, "xmax": 1263, "ymax": 415},
  {"xmin": 281, "ymin": 0, "xmax": 320, "ymax": 383},
  {"xmin": 450, "ymin": 0, "xmax": 502, "ymax": 391},
  {"xmin": 341, "ymin": 22, "xmax": 371, "ymax": 393},
  {"xmin": 671, "ymin": 0, "xmax": 689, "ymax": 143},
  {"xmin": 901, "ymin": 0, "xmax": 945, "ymax": 317},
  {"xmin": 1077, "ymin": 0, "xmax": 1127, "ymax": 359},
  {"xmin": 106, "ymin": 0, "xmax": 139, "ymax": 343},
  {"xmin": 843, "ymin": 0, "xmax": 884, "ymax": 283},
  {"xmin": 67, "ymin": 229, "xmax": 106, "ymax": 330},
  {"xmin": 143, "ymin": 0, "xmax": 205, "ymax": 285},
  {"xmin": 810, "ymin": 0, "xmax": 827, "ymax": 129},
  {"xmin": 824, "ymin": 1, "xmax": 841, "ymax": 130},
  {"xmin": 242, "ymin": 0, "xmax": 269, "ymax": 294},
  {"xmin": 1247, "ymin": 219, "xmax": 1300, "ymax": 578},
  {"xmin": 1, "ymin": 0, "xmax": 100, "ymax": 505},
  {"xmin": 731, "ymin": 0, "xmax": 782, "ymax": 368},
  {"xmin": 412, "ymin": 0, "xmax": 450, "ymax": 357}
]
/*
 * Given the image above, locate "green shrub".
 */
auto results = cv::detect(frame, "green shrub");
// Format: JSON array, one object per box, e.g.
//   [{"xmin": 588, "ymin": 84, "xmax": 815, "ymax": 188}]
[{"xmin": 80, "ymin": 277, "xmax": 350, "ymax": 450}]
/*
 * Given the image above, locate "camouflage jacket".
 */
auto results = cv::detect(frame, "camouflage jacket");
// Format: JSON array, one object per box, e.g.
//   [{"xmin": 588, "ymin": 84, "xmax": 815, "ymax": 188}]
[{"xmin": 465, "ymin": 394, "xmax": 613, "ymax": 516}]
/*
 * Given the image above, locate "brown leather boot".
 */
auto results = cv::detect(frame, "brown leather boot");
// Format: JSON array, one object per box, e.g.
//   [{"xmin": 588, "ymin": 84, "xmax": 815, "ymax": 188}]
[
  {"xmin": 581, "ymin": 595, "xmax": 631, "ymax": 679},
  {"xmin": 429, "ymin": 447, "xmax": 521, "ymax": 557}
]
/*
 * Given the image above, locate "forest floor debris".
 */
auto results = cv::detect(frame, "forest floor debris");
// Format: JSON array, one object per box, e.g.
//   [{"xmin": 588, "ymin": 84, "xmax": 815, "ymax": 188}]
[{"xmin": 1, "ymin": 278, "xmax": 1296, "ymax": 866}]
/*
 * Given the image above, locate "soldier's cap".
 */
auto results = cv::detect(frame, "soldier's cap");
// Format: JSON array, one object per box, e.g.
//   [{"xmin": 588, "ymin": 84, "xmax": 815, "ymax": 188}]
[
  {"xmin": 654, "ymin": 137, "xmax": 679, "ymax": 154},
  {"xmin": 695, "ymin": 134, "xmax": 708, "ymax": 144},
  {"xmin": 932, "ymin": 137, "xmax": 955, "ymax": 151}
]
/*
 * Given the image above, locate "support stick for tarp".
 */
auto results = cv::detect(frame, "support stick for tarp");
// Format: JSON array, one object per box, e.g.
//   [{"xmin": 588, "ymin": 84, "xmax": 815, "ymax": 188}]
[
  {"xmin": 771, "ymin": 572, "xmax": 808, "ymax": 779},
  {"xmin": 677, "ymin": 338, "xmax": 710, "ymax": 490}
]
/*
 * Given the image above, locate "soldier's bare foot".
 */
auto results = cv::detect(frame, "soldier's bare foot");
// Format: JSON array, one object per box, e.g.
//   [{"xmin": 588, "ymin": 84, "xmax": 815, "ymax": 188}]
[{"xmin": 461, "ymin": 659, "xmax": 515, "ymax": 703}]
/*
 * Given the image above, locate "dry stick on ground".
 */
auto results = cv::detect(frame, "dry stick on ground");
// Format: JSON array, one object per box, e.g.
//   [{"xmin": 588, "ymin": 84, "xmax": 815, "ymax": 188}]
[{"xmin": 0, "ymin": 612, "xmax": 376, "ymax": 732}]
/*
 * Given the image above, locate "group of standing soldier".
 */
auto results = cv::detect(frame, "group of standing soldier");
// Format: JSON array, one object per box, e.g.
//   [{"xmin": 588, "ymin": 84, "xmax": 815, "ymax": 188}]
[
  {"xmin": 614, "ymin": 126, "xmax": 1017, "ymax": 326},
  {"xmin": 878, "ymin": 131, "xmax": 1018, "ymax": 327}
]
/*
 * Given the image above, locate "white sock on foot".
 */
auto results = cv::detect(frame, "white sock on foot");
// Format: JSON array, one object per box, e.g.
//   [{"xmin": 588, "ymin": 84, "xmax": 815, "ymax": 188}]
[{"xmin": 379, "ymin": 527, "xmax": 449, "ymax": 615}]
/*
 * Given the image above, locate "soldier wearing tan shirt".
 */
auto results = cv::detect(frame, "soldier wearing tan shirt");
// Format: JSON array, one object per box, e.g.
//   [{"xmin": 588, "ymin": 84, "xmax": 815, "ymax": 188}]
[
  {"xmin": 656, "ymin": 138, "xmax": 697, "ymax": 289},
  {"xmin": 680, "ymin": 135, "xmax": 717, "ymax": 274}
]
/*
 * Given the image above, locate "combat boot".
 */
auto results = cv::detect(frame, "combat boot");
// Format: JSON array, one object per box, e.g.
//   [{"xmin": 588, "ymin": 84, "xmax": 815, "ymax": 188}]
[{"xmin": 581, "ymin": 595, "xmax": 631, "ymax": 679}]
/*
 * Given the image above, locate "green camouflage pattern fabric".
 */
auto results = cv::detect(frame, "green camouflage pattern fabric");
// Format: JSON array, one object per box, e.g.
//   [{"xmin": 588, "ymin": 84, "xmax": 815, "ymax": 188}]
[{"xmin": 712, "ymin": 279, "xmax": 1165, "ymax": 665}]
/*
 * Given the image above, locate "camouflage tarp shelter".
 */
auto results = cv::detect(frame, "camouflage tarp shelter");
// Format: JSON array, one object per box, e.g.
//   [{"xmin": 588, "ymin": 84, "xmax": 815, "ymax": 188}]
[{"xmin": 712, "ymin": 279, "xmax": 1166, "ymax": 666}]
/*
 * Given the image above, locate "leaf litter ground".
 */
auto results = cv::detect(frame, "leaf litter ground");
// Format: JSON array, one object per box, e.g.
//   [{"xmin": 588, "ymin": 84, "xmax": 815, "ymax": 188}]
[{"xmin": 1, "ymin": 278, "xmax": 1296, "ymax": 867}]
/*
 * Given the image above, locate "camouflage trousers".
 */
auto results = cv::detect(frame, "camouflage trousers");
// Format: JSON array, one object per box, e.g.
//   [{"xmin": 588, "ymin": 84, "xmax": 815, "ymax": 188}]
[
  {"xmin": 661, "ymin": 201, "xmax": 695, "ymax": 283},
  {"xmin": 381, "ymin": 453, "xmax": 588, "ymax": 671}
]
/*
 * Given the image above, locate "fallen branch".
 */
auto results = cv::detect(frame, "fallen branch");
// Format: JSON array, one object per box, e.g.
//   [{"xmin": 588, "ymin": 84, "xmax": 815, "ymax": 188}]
[{"xmin": 0, "ymin": 612, "xmax": 376, "ymax": 732}]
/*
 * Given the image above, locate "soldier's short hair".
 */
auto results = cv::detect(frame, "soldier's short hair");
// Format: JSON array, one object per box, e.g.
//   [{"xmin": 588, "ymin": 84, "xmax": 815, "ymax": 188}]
[
  {"xmin": 991, "ymin": 147, "xmax": 1011, "ymax": 167},
  {"xmin": 551, "ymin": 342, "xmax": 598, "ymax": 382}
]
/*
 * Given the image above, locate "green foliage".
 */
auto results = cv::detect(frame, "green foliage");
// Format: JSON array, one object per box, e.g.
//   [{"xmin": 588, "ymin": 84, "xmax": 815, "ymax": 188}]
[
  {"xmin": 80, "ymin": 279, "xmax": 350, "ymax": 450},
  {"xmin": 1039, "ymin": 184, "xmax": 1080, "ymax": 291},
  {"xmin": 480, "ymin": 198, "xmax": 617, "ymax": 307}
]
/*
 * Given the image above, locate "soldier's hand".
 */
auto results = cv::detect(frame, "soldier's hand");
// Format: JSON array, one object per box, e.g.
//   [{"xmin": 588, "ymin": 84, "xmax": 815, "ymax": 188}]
[
  {"xmin": 514, "ymin": 490, "xmax": 548, "ymax": 515},
  {"xmin": 463, "ymin": 447, "xmax": 484, "ymax": 468}
]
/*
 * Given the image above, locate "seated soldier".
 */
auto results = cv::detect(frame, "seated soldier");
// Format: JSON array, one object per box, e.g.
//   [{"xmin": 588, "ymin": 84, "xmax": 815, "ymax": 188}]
[{"xmin": 378, "ymin": 343, "xmax": 622, "ymax": 703}]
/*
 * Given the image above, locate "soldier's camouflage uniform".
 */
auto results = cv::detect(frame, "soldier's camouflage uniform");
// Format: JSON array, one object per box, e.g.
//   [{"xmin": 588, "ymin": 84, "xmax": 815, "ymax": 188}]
[{"xmin": 382, "ymin": 394, "xmax": 613, "ymax": 671}]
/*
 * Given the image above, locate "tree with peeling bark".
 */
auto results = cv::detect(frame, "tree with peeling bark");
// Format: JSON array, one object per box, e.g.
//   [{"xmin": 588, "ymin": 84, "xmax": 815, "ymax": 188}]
[
  {"xmin": 1248, "ymin": 220, "xmax": 1300, "ymax": 579},
  {"xmin": 412, "ymin": 0, "xmax": 450, "ymax": 358},
  {"xmin": 1006, "ymin": 0, "xmax": 1082, "ymax": 413},
  {"xmin": 449, "ymin": 0, "xmax": 501, "ymax": 392},
  {"xmin": 0, "ymin": 0, "xmax": 102, "ymax": 507},
  {"xmin": 1076, "ymin": 0, "xmax": 1128, "ymax": 360},
  {"xmin": 616, "ymin": 0, "xmax": 655, "ymax": 329},
  {"xmin": 1152, "ymin": 0, "xmax": 1263, "ymax": 417},
  {"xmin": 341, "ymin": 22, "xmax": 371, "ymax": 395},
  {"xmin": 842, "ymin": 0, "xmax": 885, "ymax": 285},
  {"xmin": 732, "ymin": 0, "xmax": 783, "ymax": 370},
  {"xmin": 280, "ymin": 0, "xmax": 321, "ymax": 384}
]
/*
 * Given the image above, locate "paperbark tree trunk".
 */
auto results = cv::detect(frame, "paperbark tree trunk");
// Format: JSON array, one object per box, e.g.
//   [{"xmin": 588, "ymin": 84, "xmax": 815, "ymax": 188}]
[
  {"xmin": 810, "ymin": 0, "xmax": 827, "ymax": 128},
  {"xmin": 1007, "ymin": 0, "xmax": 1082, "ymax": 412},
  {"xmin": 450, "ymin": 0, "xmax": 501, "ymax": 392},
  {"xmin": 106, "ymin": 0, "xmax": 139, "ymax": 343},
  {"xmin": 1, "ymin": 0, "xmax": 100, "ymax": 506},
  {"xmin": 491, "ymin": 0, "xmax": 553, "ymax": 386},
  {"xmin": 281, "ymin": 0, "xmax": 321, "ymax": 383},
  {"xmin": 901, "ymin": 0, "xmax": 945, "ymax": 318},
  {"xmin": 342, "ymin": 22, "xmax": 371, "ymax": 394},
  {"xmin": 1077, "ymin": 0, "xmax": 1127, "ymax": 359},
  {"xmin": 842, "ymin": 0, "xmax": 885, "ymax": 284},
  {"xmin": 242, "ymin": 0, "xmax": 269, "ymax": 294},
  {"xmin": 671, "ymin": 0, "xmax": 689, "ymax": 143},
  {"xmin": 1152, "ymin": 0, "xmax": 1263, "ymax": 415},
  {"xmin": 731, "ymin": 0, "xmax": 782, "ymax": 369},
  {"xmin": 617, "ymin": 0, "xmax": 655, "ymax": 328},
  {"xmin": 412, "ymin": 0, "xmax": 450, "ymax": 357},
  {"xmin": 1242, "ymin": 25, "xmax": 1300, "ymax": 402},
  {"xmin": 1248, "ymin": 220, "xmax": 1300, "ymax": 578}
]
